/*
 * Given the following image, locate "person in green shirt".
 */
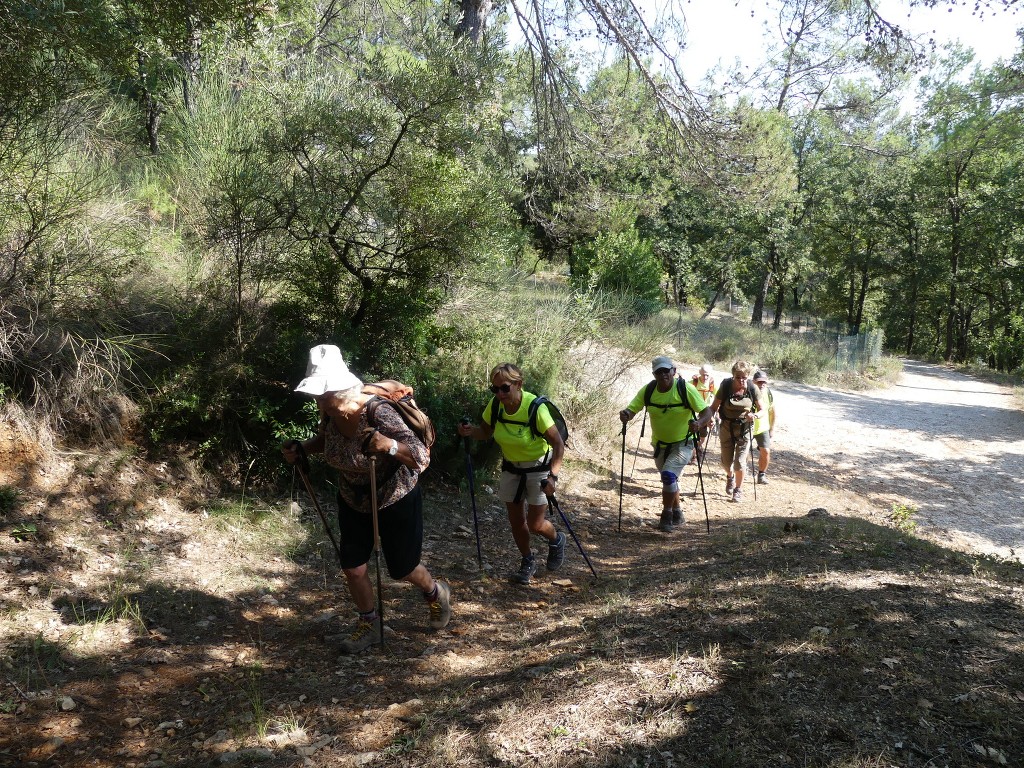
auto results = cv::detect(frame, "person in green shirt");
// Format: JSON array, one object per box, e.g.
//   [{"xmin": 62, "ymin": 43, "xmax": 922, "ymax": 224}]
[
  {"xmin": 457, "ymin": 363, "xmax": 566, "ymax": 584},
  {"xmin": 752, "ymin": 369, "xmax": 776, "ymax": 484},
  {"xmin": 619, "ymin": 355, "xmax": 711, "ymax": 532}
]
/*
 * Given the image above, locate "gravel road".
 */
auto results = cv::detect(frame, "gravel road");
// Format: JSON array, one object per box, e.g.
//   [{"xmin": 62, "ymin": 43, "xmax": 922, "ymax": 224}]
[{"xmin": 774, "ymin": 359, "xmax": 1024, "ymax": 562}]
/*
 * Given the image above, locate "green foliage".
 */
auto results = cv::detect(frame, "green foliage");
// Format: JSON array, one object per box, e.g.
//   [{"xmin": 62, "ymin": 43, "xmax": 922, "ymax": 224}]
[
  {"xmin": 753, "ymin": 336, "xmax": 837, "ymax": 382},
  {"xmin": 9, "ymin": 522, "xmax": 37, "ymax": 542},
  {"xmin": 571, "ymin": 228, "xmax": 664, "ymax": 319},
  {"xmin": 889, "ymin": 502, "xmax": 918, "ymax": 534},
  {"xmin": 0, "ymin": 486, "xmax": 20, "ymax": 516}
]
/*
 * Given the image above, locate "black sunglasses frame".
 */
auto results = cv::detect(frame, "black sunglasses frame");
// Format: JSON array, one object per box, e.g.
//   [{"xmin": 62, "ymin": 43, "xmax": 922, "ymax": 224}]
[{"xmin": 489, "ymin": 383, "xmax": 513, "ymax": 394}]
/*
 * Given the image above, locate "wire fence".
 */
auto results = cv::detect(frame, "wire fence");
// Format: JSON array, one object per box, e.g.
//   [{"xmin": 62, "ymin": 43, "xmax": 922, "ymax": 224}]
[{"xmin": 683, "ymin": 302, "xmax": 885, "ymax": 373}]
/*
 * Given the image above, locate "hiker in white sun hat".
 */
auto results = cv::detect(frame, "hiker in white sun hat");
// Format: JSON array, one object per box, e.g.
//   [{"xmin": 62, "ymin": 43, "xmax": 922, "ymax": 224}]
[
  {"xmin": 283, "ymin": 344, "xmax": 451, "ymax": 653},
  {"xmin": 294, "ymin": 343, "xmax": 362, "ymax": 395}
]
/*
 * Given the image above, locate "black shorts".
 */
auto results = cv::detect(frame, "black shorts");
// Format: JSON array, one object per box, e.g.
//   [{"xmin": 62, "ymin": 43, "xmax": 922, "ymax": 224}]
[
  {"xmin": 755, "ymin": 431, "xmax": 772, "ymax": 450},
  {"xmin": 337, "ymin": 484, "xmax": 423, "ymax": 580}
]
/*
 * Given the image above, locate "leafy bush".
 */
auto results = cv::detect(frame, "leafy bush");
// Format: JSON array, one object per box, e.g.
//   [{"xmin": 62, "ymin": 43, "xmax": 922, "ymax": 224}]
[{"xmin": 571, "ymin": 229, "xmax": 664, "ymax": 319}]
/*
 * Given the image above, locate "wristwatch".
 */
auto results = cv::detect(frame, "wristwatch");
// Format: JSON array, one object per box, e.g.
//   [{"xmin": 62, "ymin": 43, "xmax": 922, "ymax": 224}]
[
  {"xmin": 388, "ymin": 440, "xmax": 398, "ymax": 456},
  {"xmin": 547, "ymin": 473, "xmax": 558, "ymax": 482}
]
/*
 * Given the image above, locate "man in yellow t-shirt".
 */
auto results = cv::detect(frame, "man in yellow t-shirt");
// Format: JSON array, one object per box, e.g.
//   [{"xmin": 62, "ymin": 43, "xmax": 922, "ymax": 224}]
[{"xmin": 619, "ymin": 355, "xmax": 710, "ymax": 533}]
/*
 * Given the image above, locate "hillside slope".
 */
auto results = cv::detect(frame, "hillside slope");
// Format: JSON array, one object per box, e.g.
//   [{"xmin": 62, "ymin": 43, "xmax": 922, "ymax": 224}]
[{"xmin": 1, "ymin": 361, "xmax": 1022, "ymax": 768}]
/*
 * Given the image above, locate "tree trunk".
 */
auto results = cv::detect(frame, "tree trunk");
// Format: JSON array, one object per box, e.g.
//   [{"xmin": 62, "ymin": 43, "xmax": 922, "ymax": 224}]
[
  {"xmin": 750, "ymin": 259, "xmax": 772, "ymax": 326},
  {"xmin": 904, "ymin": 230, "xmax": 918, "ymax": 355},
  {"xmin": 852, "ymin": 261, "xmax": 869, "ymax": 335},
  {"xmin": 772, "ymin": 281, "xmax": 785, "ymax": 330},
  {"xmin": 944, "ymin": 193, "xmax": 963, "ymax": 360},
  {"xmin": 701, "ymin": 278, "xmax": 725, "ymax": 321},
  {"xmin": 454, "ymin": 0, "xmax": 493, "ymax": 43},
  {"xmin": 138, "ymin": 54, "xmax": 162, "ymax": 154},
  {"xmin": 846, "ymin": 269, "xmax": 856, "ymax": 331},
  {"xmin": 177, "ymin": 6, "xmax": 202, "ymax": 116}
]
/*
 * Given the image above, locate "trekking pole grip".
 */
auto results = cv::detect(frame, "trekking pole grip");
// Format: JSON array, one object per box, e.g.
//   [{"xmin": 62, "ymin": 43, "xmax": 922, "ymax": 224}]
[{"xmin": 289, "ymin": 440, "xmax": 311, "ymax": 475}]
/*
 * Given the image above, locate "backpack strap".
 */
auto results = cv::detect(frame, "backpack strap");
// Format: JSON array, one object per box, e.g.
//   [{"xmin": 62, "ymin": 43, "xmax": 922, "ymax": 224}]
[
  {"xmin": 487, "ymin": 396, "xmax": 500, "ymax": 432},
  {"xmin": 643, "ymin": 380, "xmax": 657, "ymax": 408},
  {"xmin": 644, "ymin": 377, "xmax": 697, "ymax": 417},
  {"xmin": 527, "ymin": 396, "xmax": 553, "ymax": 439},
  {"xmin": 676, "ymin": 377, "xmax": 698, "ymax": 419}
]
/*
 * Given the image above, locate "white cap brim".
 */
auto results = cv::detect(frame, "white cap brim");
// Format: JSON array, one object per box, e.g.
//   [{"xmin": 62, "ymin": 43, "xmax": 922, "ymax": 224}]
[{"xmin": 294, "ymin": 370, "xmax": 361, "ymax": 395}]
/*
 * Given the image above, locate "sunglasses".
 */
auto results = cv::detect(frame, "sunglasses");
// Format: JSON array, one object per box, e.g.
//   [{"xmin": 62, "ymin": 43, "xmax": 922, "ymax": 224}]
[{"xmin": 489, "ymin": 383, "xmax": 513, "ymax": 394}]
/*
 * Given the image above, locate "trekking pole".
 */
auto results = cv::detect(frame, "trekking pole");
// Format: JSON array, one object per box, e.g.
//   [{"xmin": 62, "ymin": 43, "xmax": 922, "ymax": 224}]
[
  {"xmin": 748, "ymin": 424, "xmax": 758, "ymax": 502},
  {"xmin": 290, "ymin": 442, "xmax": 343, "ymax": 564},
  {"xmin": 368, "ymin": 455, "xmax": 386, "ymax": 649},
  {"xmin": 617, "ymin": 421, "xmax": 627, "ymax": 533},
  {"xmin": 461, "ymin": 418, "xmax": 483, "ymax": 568},
  {"xmin": 692, "ymin": 428, "xmax": 712, "ymax": 496},
  {"xmin": 688, "ymin": 424, "xmax": 710, "ymax": 533},
  {"xmin": 628, "ymin": 410, "xmax": 647, "ymax": 479},
  {"xmin": 547, "ymin": 492, "xmax": 598, "ymax": 578}
]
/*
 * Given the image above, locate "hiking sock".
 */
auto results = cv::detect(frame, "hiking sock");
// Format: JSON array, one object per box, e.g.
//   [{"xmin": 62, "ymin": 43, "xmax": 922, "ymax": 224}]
[
  {"xmin": 358, "ymin": 609, "xmax": 378, "ymax": 624},
  {"xmin": 423, "ymin": 583, "xmax": 439, "ymax": 602}
]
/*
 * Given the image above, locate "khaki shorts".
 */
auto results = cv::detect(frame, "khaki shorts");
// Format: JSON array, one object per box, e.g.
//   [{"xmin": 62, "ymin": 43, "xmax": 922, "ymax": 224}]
[
  {"xmin": 498, "ymin": 458, "xmax": 551, "ymax": 506},
  {"xmin": 720, "ymin": 420, "xmax": 752, "ymax": 472},
  {"xmin": 654, "ymin": 440, "xmax": 694, "ymax": 479}
]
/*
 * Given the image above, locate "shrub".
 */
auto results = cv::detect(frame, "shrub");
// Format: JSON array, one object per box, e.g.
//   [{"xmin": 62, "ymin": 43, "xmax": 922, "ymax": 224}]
[{"xmin": 571, "ymin": 229, "xmax": 664, "ymax": 319}]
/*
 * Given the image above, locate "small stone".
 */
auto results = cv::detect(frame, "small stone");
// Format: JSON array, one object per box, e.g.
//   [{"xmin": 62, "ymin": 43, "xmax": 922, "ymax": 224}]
[{"xmin": 60, "ymin": 696, "xmax": 76, "ymax": 711}]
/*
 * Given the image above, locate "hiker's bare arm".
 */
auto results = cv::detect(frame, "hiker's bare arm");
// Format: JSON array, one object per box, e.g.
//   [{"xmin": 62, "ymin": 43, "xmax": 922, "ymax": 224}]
[
  {"xmin": 695, "ymin": 398, "xmax": 721, "ymax": 430},
  {"xmin": 364, "ymin": 429, "xmax": 420, "ymax": 469},
  {"xmin": 543, "ymin": 424, "xmax": 565, "ymax": 491},
  {"xmin": 281, "ymin": 433, "xmax": 325, "ymax": 464},
  {"xmin": 371, "ymin": 407, "xmax": 428, "ymax": 471},
  {"xmin": 457, "ymin": 422, "xmax": 493, "ymax": 440}
]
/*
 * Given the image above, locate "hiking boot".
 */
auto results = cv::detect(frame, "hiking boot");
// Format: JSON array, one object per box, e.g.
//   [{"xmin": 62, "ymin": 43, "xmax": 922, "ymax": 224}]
[
  {"xmin": 725, "ymin": 475, "xmax": 735, "ymax": 495},
  {"xmin": 546, "ymin": 532, "xmax": 566, "ymax": 571},
  {"xmin": 757, "ymin": 472, "xmax": 768, "ymax": 485},
  {"xmin": 338, "ymin": 619, "xmax": 383, "ymax": 654},
  {"xmin": 732, "ymin": 488, "xmax": 744, "ymax": 503},
  {"xmin": 427, "ymin": 580, "xmax": 452, "ymax": 630},
  {"xmin": 672, "ymin": 508, "xmax": 684, "ymax": 525},
  {"xmin": 658, "ymin": 508, "xmax": 675, "ymax": 533},
  {"xmin": 511, "ymin": 554, "xmax": 537, "ymax": 584}
]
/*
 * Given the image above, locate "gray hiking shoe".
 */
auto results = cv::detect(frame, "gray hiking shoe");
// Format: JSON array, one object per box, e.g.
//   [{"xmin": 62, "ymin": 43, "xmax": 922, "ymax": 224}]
[
  {"xmin": 546, "ymin": 532, "xmax": 566, "ymax": 571},
  {"xmin": 511, "ymin": 554, "xmax": 537, "ymax": 584},
  {"xmin": 427, "ymin": 581, "xmax": 452, "ymax": 630},
  {"xmin": 658, "ymin": 508, "xmax": 675, "ymax": 533},
  {"xmin": 757, "ymin": 472, "xmax": 768, "ymax": 485},
  {"xmin": 338, "ymin": 619, "xmax": 383, "ymax": 654},
  {"xmin": 725, "ymin": 475, "xmax": 735, "ymax": 495},
  {"xmin": 732, "ymin": 488, "xmax": 744, "ymax": 503},
  {"xmin": 672, "ymin": 508, "xmax": 684, "ymax": 525}
]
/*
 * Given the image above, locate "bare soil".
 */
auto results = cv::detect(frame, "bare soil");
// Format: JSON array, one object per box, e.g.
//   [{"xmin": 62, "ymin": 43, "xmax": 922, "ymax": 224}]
[{"xmin": 1, "ymin": 360, "xmax": 1022, "ymax": 768}]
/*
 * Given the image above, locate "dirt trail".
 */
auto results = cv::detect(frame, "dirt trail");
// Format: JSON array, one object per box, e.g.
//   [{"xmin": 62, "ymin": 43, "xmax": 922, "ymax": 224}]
[
  {"xmin": 605, "ymin": 359, "xmax": 1024, "ymax": 563},
  {"xmin": 769, "ymin": 359, "xmax": 1024, "ymax": 562}
]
